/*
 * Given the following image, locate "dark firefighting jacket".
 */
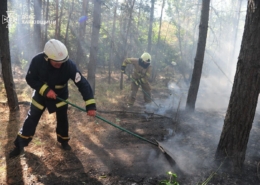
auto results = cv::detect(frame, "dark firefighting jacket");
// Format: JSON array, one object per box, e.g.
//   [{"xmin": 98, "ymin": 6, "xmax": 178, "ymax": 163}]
[{"xmin": 26, "ymin": 53, "xmax": 96, "ymax": 113}]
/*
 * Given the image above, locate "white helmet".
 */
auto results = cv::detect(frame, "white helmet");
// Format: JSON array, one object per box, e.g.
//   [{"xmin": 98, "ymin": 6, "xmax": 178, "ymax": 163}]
[
  {"xmin": 140, "ymin": 52, "xmax": 151, "ymax": 63},
  {"xmin": 44, "ymin": 39, "xmax": 69, "ymax": 62}
]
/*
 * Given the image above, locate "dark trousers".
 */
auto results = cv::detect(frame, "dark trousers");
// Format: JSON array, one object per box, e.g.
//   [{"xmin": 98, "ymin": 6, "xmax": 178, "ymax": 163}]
[{"xmin": 14, "ymin": 104, "xmax": 70, "ymax": 148}]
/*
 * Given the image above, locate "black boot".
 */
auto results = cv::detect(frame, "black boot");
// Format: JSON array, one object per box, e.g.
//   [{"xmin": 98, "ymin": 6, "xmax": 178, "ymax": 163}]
[
  {"xmin": 9, "ymin": 147, "xmax": 24, "ymax": 158},
  {"xmin": 61, "ymin": 142, "xmax": 71, "ymax": 151}
]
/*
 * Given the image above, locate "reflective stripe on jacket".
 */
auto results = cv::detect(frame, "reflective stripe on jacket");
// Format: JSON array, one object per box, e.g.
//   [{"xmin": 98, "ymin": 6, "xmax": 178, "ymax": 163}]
[{"xmin": 26, "ymin": 53, "xmax": 96, "ymax": 113}]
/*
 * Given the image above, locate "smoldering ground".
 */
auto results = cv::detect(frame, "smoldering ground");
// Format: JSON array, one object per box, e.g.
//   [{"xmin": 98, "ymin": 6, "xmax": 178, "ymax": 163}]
[{"xmin": 144, "ymin": 67, "xmax": 260, "ymax": 181}]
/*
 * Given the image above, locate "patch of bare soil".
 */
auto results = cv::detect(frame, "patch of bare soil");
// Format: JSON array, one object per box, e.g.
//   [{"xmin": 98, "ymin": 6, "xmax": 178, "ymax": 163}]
[
  {"xmin": 2, "ymin": 101, "xmax": 260, "ymax": 185},
  {"xmin": 1, "ymin": 101, "xmax": 175, "ymax": 185},
  {"xmin": 1, "ymin": 71, "xmax": 260, "ymax": 184}
]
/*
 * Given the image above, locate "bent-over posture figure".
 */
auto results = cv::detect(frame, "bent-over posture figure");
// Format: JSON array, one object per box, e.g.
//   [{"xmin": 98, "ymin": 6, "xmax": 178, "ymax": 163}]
[
  {"xmin": 121, "ymin": 52, "xmax": 152, "ymax": 107},
  {"xmin": 9, "ymin": 39, "xmax": 96, "ymax": 158}
]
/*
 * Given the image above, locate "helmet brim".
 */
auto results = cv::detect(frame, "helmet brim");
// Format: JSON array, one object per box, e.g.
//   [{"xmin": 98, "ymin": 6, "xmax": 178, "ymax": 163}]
[{"xmin": 49, "ymin": 55, "xmax": 69, "ymax": 63}]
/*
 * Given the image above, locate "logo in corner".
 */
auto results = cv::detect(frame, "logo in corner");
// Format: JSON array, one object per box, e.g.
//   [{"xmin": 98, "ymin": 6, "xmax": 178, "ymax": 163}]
[{"xmin": 2, "ymin": 11, "xmax": 17, "ymax": 28}]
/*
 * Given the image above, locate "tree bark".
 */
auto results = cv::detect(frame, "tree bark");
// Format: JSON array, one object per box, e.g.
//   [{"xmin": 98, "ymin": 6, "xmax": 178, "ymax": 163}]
[
  {"xmin": 120, "ymin": 0, "xmax": 135, "ymax": 90},
  {"xmin": 186, "ymin": 0, "xmax": 210, "ymax": 111},
  {"xmin": 55, "ymin": 0, "xmax": 59, "ymax": 39},
  {"xmin": 215, "ymin": 0, "xmax": 260, "ymax": 173},
  {"xmin": 108, "ymin": 0, "xmax": 118, "ymax": 84},
  {"xmin": 0, "ymin": 0, "xmax": 19, "ymax": 111},
  {"xmin": 152, "ymin": 0, "xmax": 165, "ymax": 82},
  {"xmin": 87, "ymin": 0, "xmax": 102, "ymax": 94},
  {"xmin": 65, "ymin": 0, "xmax": 74, "ymax": 45},
  {"xmin": 147, "ymin": 0, "xmax": 155, "ymax": 53},
  {"xmin": 34, "ymin": 0, "xmax": 42, "ymax": 52},
  {"xmin": 57, "ymin": 0, "xmax": 64, "ymax": 40},
  {"xmin": 44, "ymin": 0, "xmax": 49, "ymax": 43},
  {"xmin": 76, "ymin": 0, "xmax": 89, "ymax": 69}
]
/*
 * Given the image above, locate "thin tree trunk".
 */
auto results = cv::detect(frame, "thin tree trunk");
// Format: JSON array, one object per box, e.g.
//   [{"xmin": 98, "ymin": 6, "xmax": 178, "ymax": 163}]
[
  {"xmin": 0, "ymin": 1, "xmax": 19, "ymax": 111},
  {"xmin": 157, "ymin": 0, "xmax": 164, "ymax": 44},
  {"xmin": 120, "ymin": 0, "xmax": 135, "ymax": 90},
  {"xmin": 215, "ymin": 0, "xmax": 260, "ymax": 173},
  {"xmin": 57, "ymin": 0, "xmax": 64, "ymax": 40},
  {"xmin": 76, "ymin": 0, "xmax": 89, "ymax": 69},
  {"xmin": 44, "ymin": 0, "xmax": 49, "ymax": 43},
  {"xmin": 190, "ymin": 0, "xmax": 201, "ymax": 73},
  {"xmin": 175, "ymin": 4, "xmax": 184, "ymax": 67},
  {"xmin": 152, "ymin": 0, "xmax": 165, "ymax": 82},
  {"xmin": 65, "ymin": 0, "xmax": 74, "ymax": 45},
  {"xmin": 55, "ymin": 0, "xmax": 59, "ymax": 39},
  {"xmin": 147, "ymin": 0, "xmax": 155, "ymax": 53},
  {"xmin": 34, "ymin": 0, "xmax": 42, "ymax": 53},
  {"xmin": 108, "ymin": 0, "xmax": 118, "ymax": 84},
  {"xmin": 137, "ymin": 1, "xmax": 141, "ymax": 30},
  {"xmin": 186, "ymin": 0, "xmax": 210, "ymax": 111},
  {"xmin": 87, "ymin": 0, "xmax": 102, "ymax": 94}
]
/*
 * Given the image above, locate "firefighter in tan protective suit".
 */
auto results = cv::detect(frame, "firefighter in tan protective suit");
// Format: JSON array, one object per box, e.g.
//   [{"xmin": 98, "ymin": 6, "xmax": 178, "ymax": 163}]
[{"xmin": 121, "ymin": 52, "xmax": 152, "ymax": 107}]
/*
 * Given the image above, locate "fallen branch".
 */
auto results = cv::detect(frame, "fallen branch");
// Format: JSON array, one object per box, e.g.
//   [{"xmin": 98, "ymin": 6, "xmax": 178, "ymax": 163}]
[
  {"xmin": 0, "ymin": 101, "xmax": 30, "ymax": 106},
  {"xmin": 96, "ymin": 109, "xmax": 173, "ymax": 119}
]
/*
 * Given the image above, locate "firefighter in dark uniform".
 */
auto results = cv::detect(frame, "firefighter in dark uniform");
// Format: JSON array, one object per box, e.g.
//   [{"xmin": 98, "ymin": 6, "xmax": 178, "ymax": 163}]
[
  {"xmin": 9, "ymin": 39, "xmax": 96, "ymax": 158},
  {"xmin": 121, "ymin": 52, "xmax": 152, "ymax": 107}
]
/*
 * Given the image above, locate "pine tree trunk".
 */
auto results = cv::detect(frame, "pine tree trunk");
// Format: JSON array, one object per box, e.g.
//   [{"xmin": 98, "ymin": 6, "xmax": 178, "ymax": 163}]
[
  {"xmin": 55, "ymin": 0, "xmax": 59, "ymax": 39},
  {"xmin": 57, "ymin": 0, "xmax": 64, "ymax": 40},
  {"xmin": 215, "ymin": 0, "xmax": 260, "ymax": 173},
  {"xmin": 87, "ymin": 0, "xmax": 102, "ymax": 94},
  {"xmin": 76, "ymin": 0, "xmax": 89, "ymax": 69},
  {"xmin": 0, "ymin": 0, "xmax": 19, "ymax": 111},
  {"xmin": 108, "ymin": 0, "xmax": 118, "ymax": 84},
  {"xmin": 147, "ymin": 0, "xmax": 155, "ymax": 53},
  {"xmin": 65, "ymin": 0, "xmax": 74, "ymax": 45},
  {"xmin": 34, "ymin": 0, "xmax": 42, "ymax": 52},
  {"xmin": 44, "ymin": 0, "xmax": 49, "ymax": 43},
  {"xmin": 186, "ymin": 0, "xmax": 210, "ymax": 111},
  {"xmin": 120, "ymin": 0, "xmax": 135, "ymax": 90},
  {"xmin": 152, "ymin": 0, "xmax": 165, "ymax": 82}
]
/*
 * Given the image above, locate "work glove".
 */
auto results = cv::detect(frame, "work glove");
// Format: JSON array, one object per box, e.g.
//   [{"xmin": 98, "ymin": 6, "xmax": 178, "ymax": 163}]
[
  {"xmin": 46, "ymin": 89, "xmax": 56, "ymax": 99},
  {"xmin": 121, "ymin": 66, "xmax": 126, "ymax": 74},
  {"xmin": 134, "ymin": 79, "xmax": 142, "ymax": 86},
  {"xmin": 87, "ymin": 110, "xmax": 96, "ymax": 117}
]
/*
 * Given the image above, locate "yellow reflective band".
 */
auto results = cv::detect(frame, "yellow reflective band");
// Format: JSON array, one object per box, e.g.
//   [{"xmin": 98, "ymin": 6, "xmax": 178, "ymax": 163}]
[
  {"xmin": 126, "ymin": 58, "xmax": 131, "ymax": 63},
  {"xmin": 56, "ymin": 100, "xmax": 68, "ymax": 108},
  {"xmin": 18, "ymin": 133, "xmax": 33, "ymax": 139},
  {"xmin": 141, "ymin": 78, "xmax": 147, "ymax": 83},
  {"xmin": 55, "ymin": 84, "xmax": 66, "ymax": 89},
  {"xmin": 122, "ymin": 58, "xmax": 131, "ymax": 66},
  {"xmin": 57, "ymin": 134, "xmax": 70, "ymax": 140},
  {"xmin": 146, "ymin": 72, "xmax": 150, "ymax": 77},
  {"xmin": 39, "ymin": 84, "xmax": 48, "ymax": 95},
  {"xmin": 86, "ymin": 99, "xmax": 95, "ymax": 106},
  {"xmin": 32, "ymin": 99, "xmax": 44, "ymax": 110}
]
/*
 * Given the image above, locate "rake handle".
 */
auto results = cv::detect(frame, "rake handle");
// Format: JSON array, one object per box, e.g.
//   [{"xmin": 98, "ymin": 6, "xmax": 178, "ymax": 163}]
[{"xmin": 56, "ymin": 97, "xmax": 158, "ymax": 146}]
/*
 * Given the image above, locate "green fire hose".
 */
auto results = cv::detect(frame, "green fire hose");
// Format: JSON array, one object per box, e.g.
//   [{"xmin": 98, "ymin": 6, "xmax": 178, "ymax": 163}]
[
  {"xmin": 56, "ymin": 97, "xmax": 177, "ymax": 167},
  {"xmin": 56, "ymin": 97, "xmax": 157, "ymax": 146}
]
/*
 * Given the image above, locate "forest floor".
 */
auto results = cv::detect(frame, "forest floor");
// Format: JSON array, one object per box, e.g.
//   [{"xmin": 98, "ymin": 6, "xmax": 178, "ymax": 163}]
[{"xmin": 1, "ymin": 68, "xmax": 260, "ymax": 185}]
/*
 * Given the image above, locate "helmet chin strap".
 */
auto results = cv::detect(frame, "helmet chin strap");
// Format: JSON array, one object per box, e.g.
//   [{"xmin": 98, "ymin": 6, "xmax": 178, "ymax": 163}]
[{"xmin": 43, "ymin": 53, "xmax": 49, "ymax": 61}]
